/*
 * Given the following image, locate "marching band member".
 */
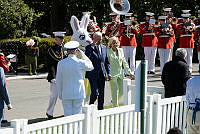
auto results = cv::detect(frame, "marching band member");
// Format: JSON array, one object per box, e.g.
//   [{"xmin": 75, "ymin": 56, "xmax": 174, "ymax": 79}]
[
  {"xmin": 46, "ymin": 31, "xmax": 65, "ymax": 119},
  {"xmin": 83, "ymin": 12, "xmax": 101, "ymax": 38},
  {"xmin": 163, "ymin": 8, "xmax": 173, "ymax": 18},
  {"xmin": 177, "ymin": 10, "xmax": 195, "ymax": 73},
  {"xmin": 194, "ymin": 10, "xmax": 200, "ymax": 72},
  {"xmin": 140, "ymin": 12, "xmax": 158, "ymax": 74},
  {"xmin": 119, "ymin": 13, "xmax": 138, "ymax": 73},
  {"xmin": 157, "ymin": 16, "xmax": 175, "ymax": 72},
  {"xmin": 105, "ymin": 12, "xmax": 120, "ymax": 38}
]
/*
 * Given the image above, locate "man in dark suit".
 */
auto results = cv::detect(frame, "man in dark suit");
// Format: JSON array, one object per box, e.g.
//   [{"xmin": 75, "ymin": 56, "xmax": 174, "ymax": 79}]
[
  {"xmin": 85, "ymin": 32, "xmax": 111, "ymax": 110},
  {"xmin": 0, "ymin": 67, "xmax": 12, "ymax": 126}
]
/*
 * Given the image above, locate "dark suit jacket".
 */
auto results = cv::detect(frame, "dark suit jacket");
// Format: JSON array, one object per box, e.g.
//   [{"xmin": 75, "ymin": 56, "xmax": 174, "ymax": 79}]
[
  {"xmin": 0, "ymin": 67, "xmax": 10, "ymax": 109},
  {"xmin": 85, "ymin": 44, "xmax": 111, "ymax": 80},
  {"xmin": 162, "ymin": 56, "xmax": 191, "ymax": 98},
  {"xmin": 46, "ymin": 45, "xmax": 63, "ymax": 82}
]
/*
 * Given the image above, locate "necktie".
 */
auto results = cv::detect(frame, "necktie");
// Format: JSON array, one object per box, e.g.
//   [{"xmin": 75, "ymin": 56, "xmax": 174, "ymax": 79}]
[{"xmin": 95, "ymin": 46, "xmax": 100, "ymax": 57}]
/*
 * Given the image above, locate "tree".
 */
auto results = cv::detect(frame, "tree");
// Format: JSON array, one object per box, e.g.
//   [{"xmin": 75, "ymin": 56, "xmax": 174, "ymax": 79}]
[{"xmin": 0, "ymin": 0, "xmax": 39, "ymax": 38}]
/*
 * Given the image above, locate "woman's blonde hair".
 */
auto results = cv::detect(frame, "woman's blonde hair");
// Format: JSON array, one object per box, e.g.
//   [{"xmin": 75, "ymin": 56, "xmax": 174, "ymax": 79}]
[{"xmin": 108, "ymin": 36, "xmax": 120, "ymax": 48}]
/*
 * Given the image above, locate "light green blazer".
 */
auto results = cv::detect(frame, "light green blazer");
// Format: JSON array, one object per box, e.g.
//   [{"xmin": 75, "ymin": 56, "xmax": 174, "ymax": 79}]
[{"xmin": 107, "ymin": 47, "xmax": 132, "ymax": 79}]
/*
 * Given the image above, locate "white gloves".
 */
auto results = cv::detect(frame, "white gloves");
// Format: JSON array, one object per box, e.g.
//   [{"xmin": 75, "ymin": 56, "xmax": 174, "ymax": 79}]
[{"xmin": 51, "ymin": 79, "xmax": 56, "ymax": 84}]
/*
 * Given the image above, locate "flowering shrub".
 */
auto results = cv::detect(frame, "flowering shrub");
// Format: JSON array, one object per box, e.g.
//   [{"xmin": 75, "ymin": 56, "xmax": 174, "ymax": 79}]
[{"xmin": 26, "ymin": 39, "xmax": 35, "ymax": 47}]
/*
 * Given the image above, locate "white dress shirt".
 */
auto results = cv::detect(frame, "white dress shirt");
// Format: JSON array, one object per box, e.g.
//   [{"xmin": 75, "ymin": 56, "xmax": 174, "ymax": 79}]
[
  {"xmin": 56, "ymin": 53, "xmax": 93, "ymax": 100},
  {"xmin": 186, "ymin": 76, "xmax": 200, "ymax": 108}
]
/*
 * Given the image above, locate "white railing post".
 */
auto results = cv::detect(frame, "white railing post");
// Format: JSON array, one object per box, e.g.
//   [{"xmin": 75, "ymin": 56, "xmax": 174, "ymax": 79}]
[
  {"xmin": 123, "ymin": 78, "xmax": 132, "ymax": 105},
  {"xmin": 90, "ymin": 105, "xmax": 98, "ymax": 134},
  {"xmin": 127, "ymin": 85, "xmax": 134, "ymax": 105},
  {"xmin": 152, "ymin": 94, "xmax": 162, "ymax": 134},
  {"xmin": 146, "ymin": 95, "xmax": 153, "ymax": 134},
  {"xmin": 20, "ymin": 119, "xmax": 28, "ymax": 134},
  {"xmin": 82, "ymin": 105, "xmax": 92, "ymax": 134},
  {"xmin": 10, "ymin": 119, "xmax": 21, "ymax": 134}
]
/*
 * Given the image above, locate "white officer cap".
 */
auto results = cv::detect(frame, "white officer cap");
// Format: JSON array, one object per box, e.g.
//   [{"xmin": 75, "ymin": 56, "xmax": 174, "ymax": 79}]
[
  {"xmin": 181, "ymin": 14, "xmax": 191, "ymax": 18},
  {"xmin": 125, "ymin": 13, "xmax": 133, "ymax": 17},
  {"xmin": 64, "ymin": 41, "xmax": 80, "ymax": 50},
  {"xmin": 82, "ymin": 12, "xmax": 91, "ymax": 16},
  {"xmin": 145, "ymin": 12, "xmax": 154, "ymax": 17},
  {"xmin": 182, "ymin": 10, "xmax": 191, "ymax": 14},
  {"xmin": 53, "ymin": 31, "xmax": 66, "ymax": 38},
  {"xmin": 109, "ymin": 12, "xmax": 120, "ymax": 17},
  {"xmin": 163, "ymin": 8, "xmax": 172, "ymax": 12},
  {"xmin": 158, "ymin": 16, "xmax": 168, "ymax": 20},
  {"xmin": 109, "ymin": 12, "xmax": 117, "ymax": 15}
]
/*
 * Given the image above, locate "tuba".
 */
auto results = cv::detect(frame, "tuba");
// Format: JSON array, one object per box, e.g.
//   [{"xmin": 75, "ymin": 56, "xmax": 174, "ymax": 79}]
[{"xmin": 110, "ymin": 0, "xmax": 130, "ymax": 15}]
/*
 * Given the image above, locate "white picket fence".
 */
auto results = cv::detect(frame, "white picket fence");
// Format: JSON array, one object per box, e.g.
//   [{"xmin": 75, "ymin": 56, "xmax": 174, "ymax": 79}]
[
  {"xmin": 123, "ymin": 78, "xmax": 164, "ymax": 105},
  {"xmin": 0, "ymin": 127, "xmax": 14, "ymax": 134},
  {"xmin": 0, "ymin": 104, "xmax": 140, "ymax": 134},
  {"xmin": 123, "ymin": 79, "xmax": 187, "ymax": 134},
  {"xmin": 1, "ymin": 95, "xmax": 187, "ymax": 134},
  {"xmin": 0, "ymin": 78, "xmax": 188, "ymax": 134},
  {"xmin": 150, "ymin": 94, "xmax": 187, "ymax": 134}
]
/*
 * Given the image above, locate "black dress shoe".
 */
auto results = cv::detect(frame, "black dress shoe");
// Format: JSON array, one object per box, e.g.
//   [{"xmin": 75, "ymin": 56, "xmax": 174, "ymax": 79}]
[
  {"xmin": 1, "ymin": 120, "xmax": 8, "ymax": 123},
  {"xmin": 148, "ymin": 71, "xmax": 155, "ymax": 74},
  {"xmin": 46, "ymin": 113, "xmax": 53, "ymax": 120}
]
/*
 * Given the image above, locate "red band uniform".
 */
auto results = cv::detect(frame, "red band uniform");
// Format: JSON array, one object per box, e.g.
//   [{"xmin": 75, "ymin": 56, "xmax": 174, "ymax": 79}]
[
  {"xmin": 140, "ymin": 12, "xmax": 158, "ymax": 74},
  {"xmin": 157, "ymin": 16, "xmax": 175, "ymax": 72},
  {"xmin": 119, "ymin": 13, "xmax": 138, "ymax": 73},
  {"xmin": 177, "ymin": 13, "xmax": 195, "ymax": 73}
]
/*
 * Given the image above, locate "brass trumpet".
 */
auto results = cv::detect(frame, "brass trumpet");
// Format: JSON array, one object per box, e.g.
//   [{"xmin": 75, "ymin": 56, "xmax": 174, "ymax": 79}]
[
  {"xmin": 125, "ymin": 20, "xmax": 138, "ymax": 37},
  {"xmin": 171, "ymin": 17, "xmax": 178, "ymax": 24}
]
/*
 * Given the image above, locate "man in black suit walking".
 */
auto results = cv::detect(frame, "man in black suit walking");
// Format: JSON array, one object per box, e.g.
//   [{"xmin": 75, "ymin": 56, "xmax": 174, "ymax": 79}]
[{"xmin": 85, "ymin": 32, "xmax": 111, "ymax": 110}]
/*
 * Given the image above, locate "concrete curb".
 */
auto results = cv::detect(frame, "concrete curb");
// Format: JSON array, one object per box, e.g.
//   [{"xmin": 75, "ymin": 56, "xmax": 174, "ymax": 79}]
[{"xmin": 6, "ymin": 73, "xmax": 47, "ymax": 80}]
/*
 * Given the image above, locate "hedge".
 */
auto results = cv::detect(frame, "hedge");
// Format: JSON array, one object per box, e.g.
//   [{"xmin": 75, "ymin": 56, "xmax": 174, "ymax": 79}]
[{"xmin": 0, "ymin": 36, "xmax": 72, "ymax": 72}]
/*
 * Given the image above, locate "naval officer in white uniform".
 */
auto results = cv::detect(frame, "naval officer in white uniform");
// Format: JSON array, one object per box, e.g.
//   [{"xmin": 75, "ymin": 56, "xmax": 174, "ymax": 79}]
[{"xmin": 56, "ymin": 41, "xmax": 93, "ymax": 116}]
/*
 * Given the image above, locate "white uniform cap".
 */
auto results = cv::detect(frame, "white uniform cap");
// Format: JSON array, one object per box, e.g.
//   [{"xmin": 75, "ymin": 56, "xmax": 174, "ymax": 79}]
[
  {"xmin": 145, "ymin": 12, "xmax": 154, "ymax": 16},
  {"xmin": 158, "ymin": 16, "xmax": 168, "ymax": 20},
  {"xmin": 64, "ymin": 41, "xmax": 80, "ymax": 50},
  {"xmin": 109, "ymin": 12, "xmax": 118, "ymax": 16},
  {"xmin": 181, "ymin": 14, "xmax": 191, "ymax": 18},
  {"xmin": 182, "ymin": 10, "xmax": 191, "ymax": 14},
  {"xmin": 82, "ymin": 12, "xmax": 91, "ymax": 16},
  {"xmin": 125, "ymin": 13, "xmax": 133, "ymax": 17},
  {"xmin": 53, "ymin": 31, "xmax": 66, "ymax": 37},
  {"xmin": 163, "ymin": 8, "xmax": 172, "ymax": 12}
]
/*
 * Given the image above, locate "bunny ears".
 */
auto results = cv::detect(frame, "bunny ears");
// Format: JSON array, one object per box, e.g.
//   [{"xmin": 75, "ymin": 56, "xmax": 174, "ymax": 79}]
[{"xmin": 70, "ymin": 14, "xmax": 89, "ymax": 33}]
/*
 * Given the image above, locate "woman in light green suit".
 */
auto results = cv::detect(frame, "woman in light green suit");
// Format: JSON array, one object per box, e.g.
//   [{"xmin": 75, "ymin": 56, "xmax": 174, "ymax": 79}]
[{"xmin": 107, "ymin": 37, "xmax": 134, "ymax": 107}]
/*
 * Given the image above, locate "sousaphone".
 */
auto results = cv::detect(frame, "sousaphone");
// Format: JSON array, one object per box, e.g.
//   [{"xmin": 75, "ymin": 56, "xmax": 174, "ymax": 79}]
[{"xmin": 110, "ymin": 0, "xmax": 130, "ymax": 15}]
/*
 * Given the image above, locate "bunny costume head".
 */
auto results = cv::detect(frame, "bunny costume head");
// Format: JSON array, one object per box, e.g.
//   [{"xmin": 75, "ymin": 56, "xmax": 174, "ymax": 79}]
[{"xmin": 70, "ymin": 14, "xmax": 93, "ymax": 50}]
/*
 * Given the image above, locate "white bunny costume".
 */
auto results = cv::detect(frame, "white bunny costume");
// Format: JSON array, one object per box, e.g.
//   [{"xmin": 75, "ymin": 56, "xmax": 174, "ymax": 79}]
[{"xmin": 70, "ymin": 14, "xmax": 93, "ymax": 50}]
